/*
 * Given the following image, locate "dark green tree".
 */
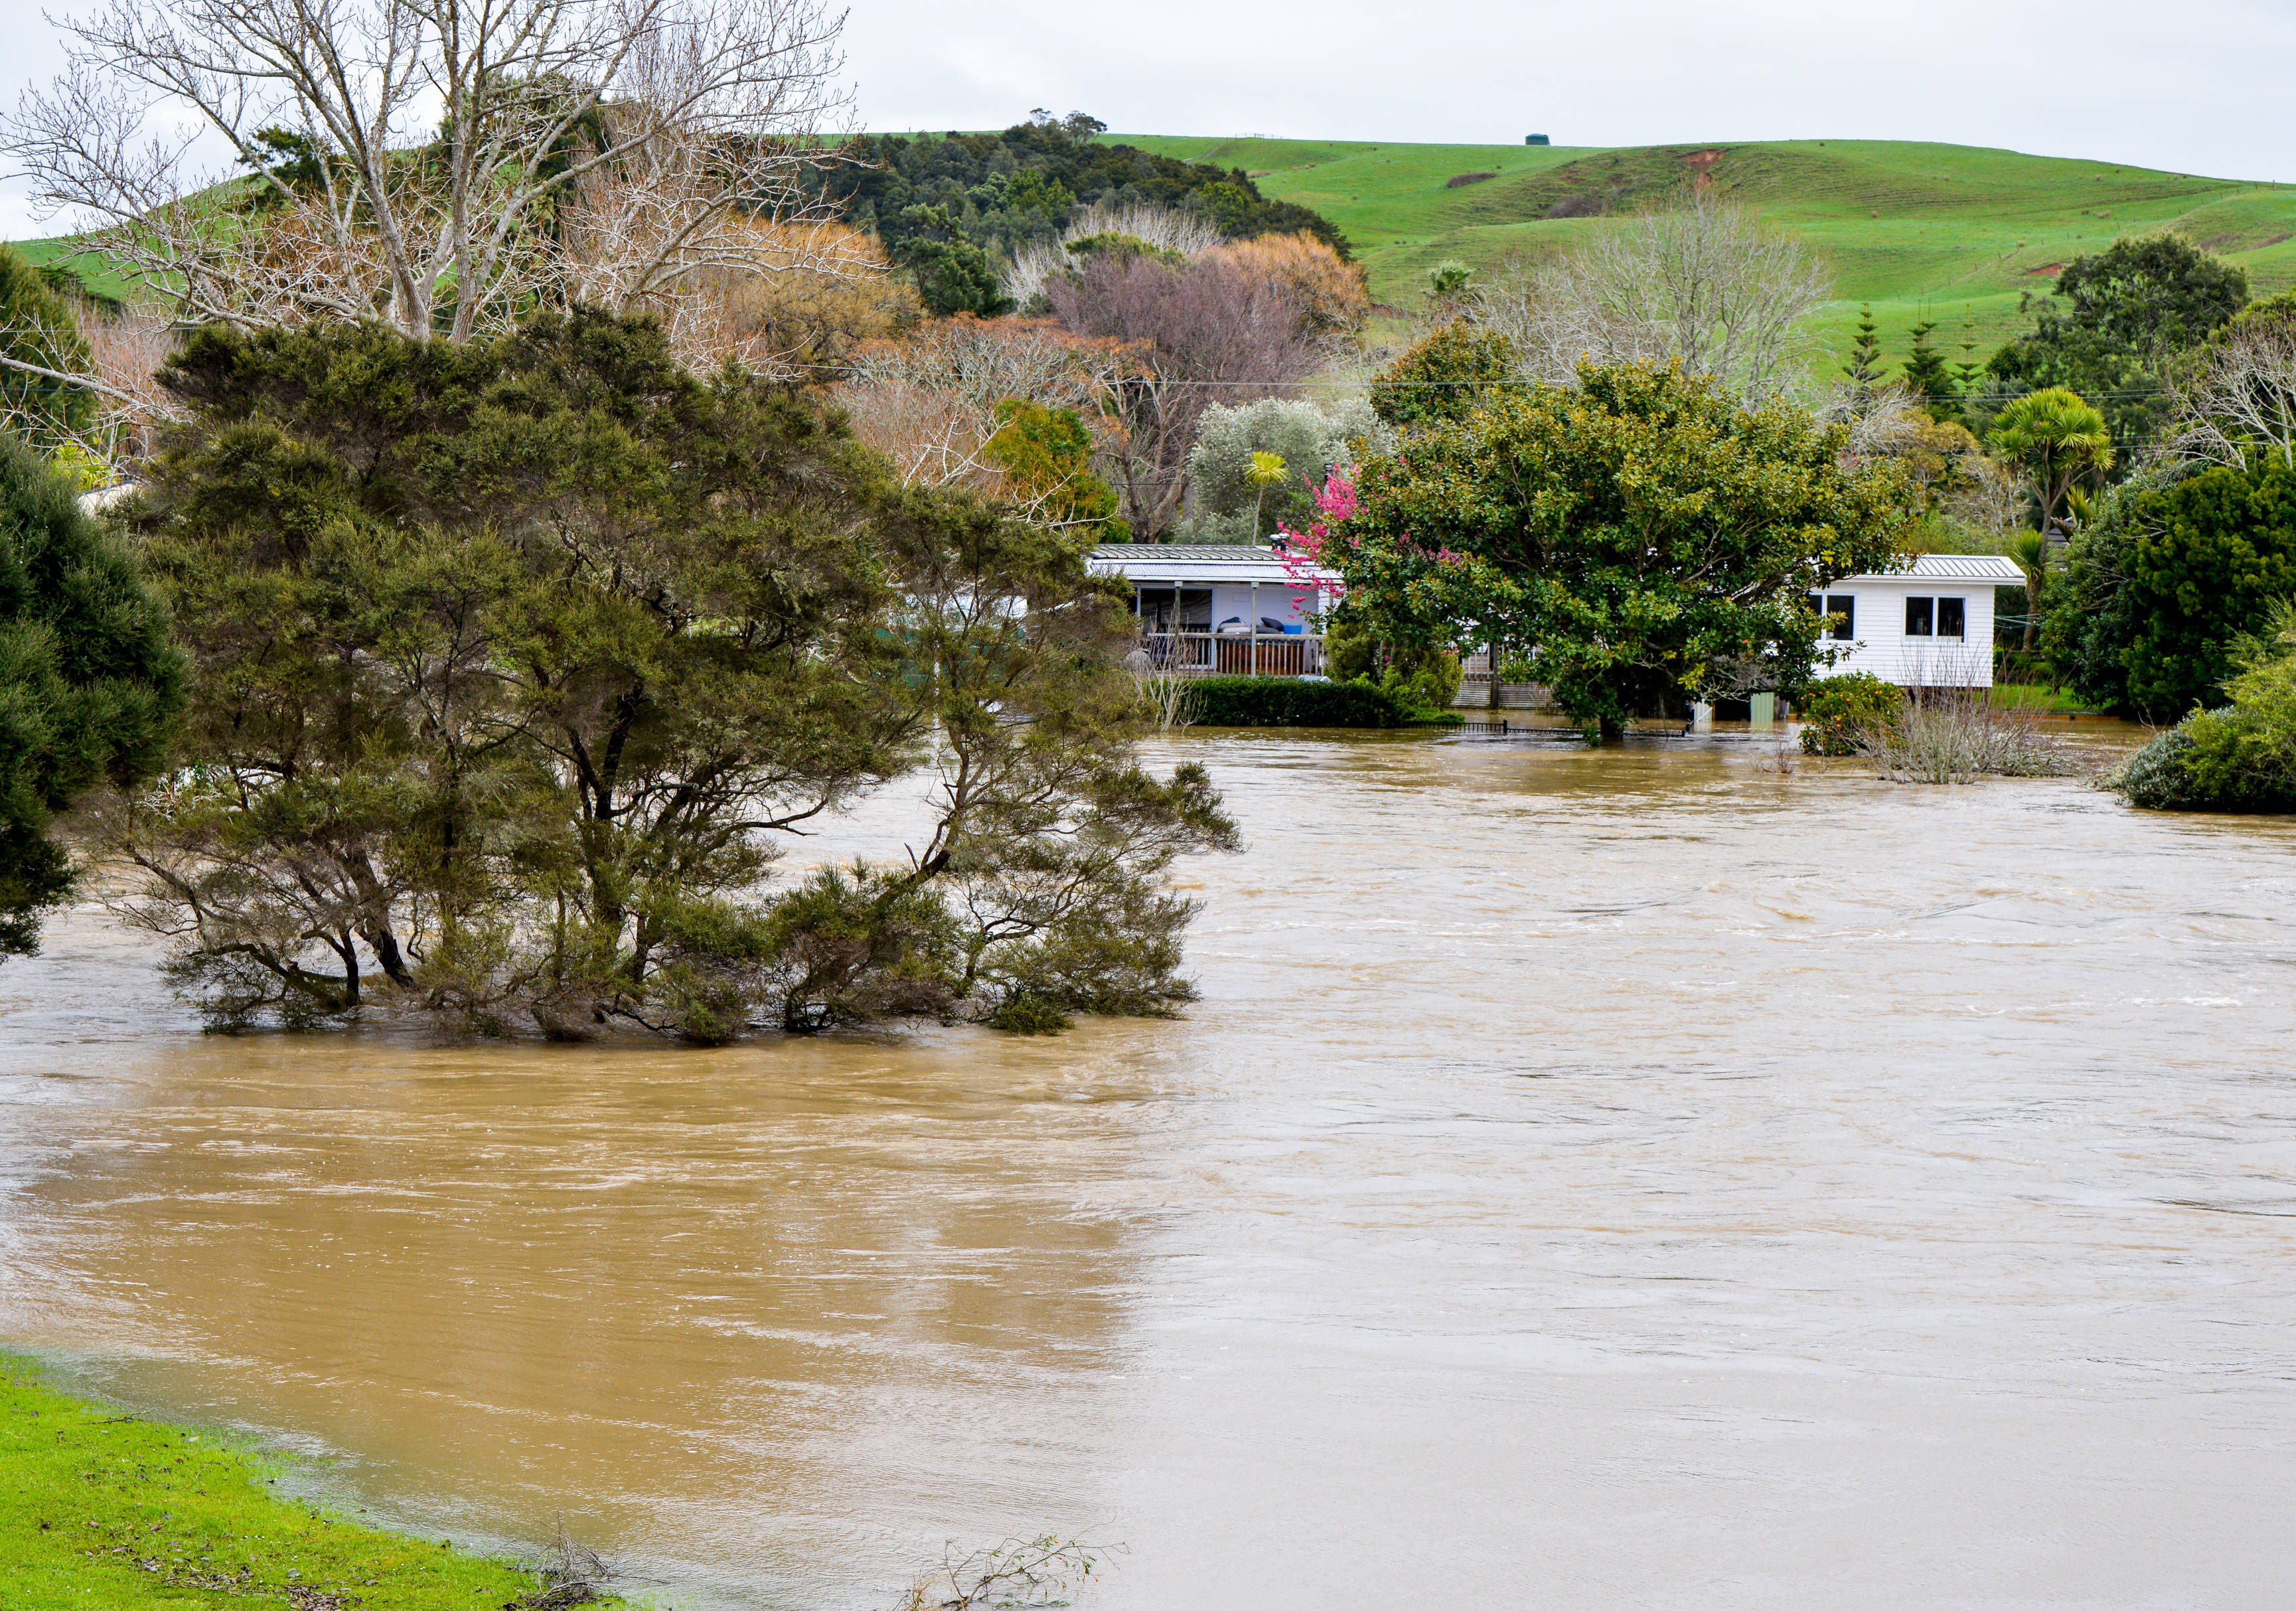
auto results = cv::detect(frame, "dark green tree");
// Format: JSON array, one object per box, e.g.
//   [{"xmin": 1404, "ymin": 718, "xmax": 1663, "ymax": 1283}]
[
  {"xmin": 890, "ymin": 205, "xmax": 1016, "ymax": 317},
  {"xmin": 0, "ymin": 431, "xmax": 184, "ymax": 956},
  {"xmin": 2119, "ymin": 458, "xmax": 2296, "ymax": 720},
  {"xmin": 0, "ymin": 247, "xmax": 98, "ymax": 451},
  {"xmin": 1900, "ymin": 319, "xmax": 1955, "ymax": 416},
  {"xmin": 1987, "ymin": 233, "xmax": 2249, "ymax": 452},
  {"xmin": 1371, "ymin": 323, "xmax": 1519, "ymax": 432},
  {"xmin": 1328, "ymin": 363, "xmax": 1914, "ymax": 737},
  {"xmin": 117, "ymin": 311, "xmax": 1228, "ymax": 1036},
  {"xmin": 1841, "ymin": 302, "xmax": 1886, "ymax": 398}
]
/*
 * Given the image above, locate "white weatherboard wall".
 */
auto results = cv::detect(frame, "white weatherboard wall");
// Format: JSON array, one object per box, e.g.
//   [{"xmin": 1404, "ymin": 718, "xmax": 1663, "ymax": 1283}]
[{"xmin": 1809, "ymin": 554, "xmax": 2025, "ymax": 688}]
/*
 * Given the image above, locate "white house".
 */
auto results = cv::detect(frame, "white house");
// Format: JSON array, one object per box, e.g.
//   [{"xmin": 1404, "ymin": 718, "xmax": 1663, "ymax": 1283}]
[
  {"xmin": 1087, "ymin": 542, "xmax": 1341, "ymax": 676},
  {"xmin": 1807, "ymin": 553, "xmax": 2026, "ymax": 688}
]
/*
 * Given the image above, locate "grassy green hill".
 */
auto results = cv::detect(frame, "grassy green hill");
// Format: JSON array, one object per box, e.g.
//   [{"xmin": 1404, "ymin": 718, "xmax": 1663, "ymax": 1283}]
[
  {"xmin": 17, "ymin": 135, "xmax": 2294, "ymax": 378},
  {"xmin": 1117, "ymin": 135, "xmax": 2296, "ymax": 370}
]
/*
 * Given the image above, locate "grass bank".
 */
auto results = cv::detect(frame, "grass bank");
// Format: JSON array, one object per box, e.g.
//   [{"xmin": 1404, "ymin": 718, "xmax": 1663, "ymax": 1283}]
[{"xmin": 0, "ymin": 1357, "xmax": 601, "ymax": 1610}]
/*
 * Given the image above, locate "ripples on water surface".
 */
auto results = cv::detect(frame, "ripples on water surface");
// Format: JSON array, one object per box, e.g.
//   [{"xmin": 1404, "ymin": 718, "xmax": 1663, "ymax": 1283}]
[{"xmin": 3, "ymin": 735, "xmax": 2295, "ymax": 1609}]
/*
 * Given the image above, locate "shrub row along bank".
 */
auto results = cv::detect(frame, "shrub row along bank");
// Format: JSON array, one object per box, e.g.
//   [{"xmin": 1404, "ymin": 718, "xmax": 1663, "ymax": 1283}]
[
  {"xmin": 0, "ymin": 1359, "xmax": 584, "ymax": 1610},
  {"xmin": 1184, "ymin": 676, "xmax": 1462, "ymax": 728}
]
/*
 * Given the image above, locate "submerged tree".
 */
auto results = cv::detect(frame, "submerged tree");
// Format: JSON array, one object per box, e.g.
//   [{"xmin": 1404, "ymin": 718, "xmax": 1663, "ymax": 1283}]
[
  {"xmin": 0, "ymin": 431, "xmax": 183, "ymax": 957},
  {"xmin": 111, "ymin": 311, "xmax": 1233, "ymax": 1037},
  {"xmin": 1319, "ymin": 362, "xmax": 1914, "ymax": 737}
]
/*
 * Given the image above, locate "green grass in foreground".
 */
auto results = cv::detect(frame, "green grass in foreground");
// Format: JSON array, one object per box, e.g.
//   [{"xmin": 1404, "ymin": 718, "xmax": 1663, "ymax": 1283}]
[{"xmin": 0, "ymin": 1358, "xmax": 585, "ymax": 1610}]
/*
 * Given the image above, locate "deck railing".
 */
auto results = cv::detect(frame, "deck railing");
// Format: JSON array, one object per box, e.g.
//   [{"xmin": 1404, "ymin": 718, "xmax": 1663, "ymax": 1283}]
[{"xmin": 1136, "ymin": 630, "xmax": 1326, "ymax": 678}]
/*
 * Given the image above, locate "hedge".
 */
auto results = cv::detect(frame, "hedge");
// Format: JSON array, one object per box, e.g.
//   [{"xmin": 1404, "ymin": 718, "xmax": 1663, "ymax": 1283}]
[{"xmin": 1187, "ymin": 676, "xmax": 1412, "ymax": 728}]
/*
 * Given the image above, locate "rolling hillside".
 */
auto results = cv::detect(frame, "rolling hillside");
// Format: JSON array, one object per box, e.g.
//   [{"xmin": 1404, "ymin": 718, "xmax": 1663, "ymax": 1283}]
[{"xmin": 1117, "ymin": 135, "xmax": 2296, "ymax": 368}]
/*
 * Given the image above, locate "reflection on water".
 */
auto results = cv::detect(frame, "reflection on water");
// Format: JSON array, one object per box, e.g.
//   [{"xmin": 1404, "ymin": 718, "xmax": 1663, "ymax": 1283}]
[{"xmin": 5, "ymin": 733, "xmax": 2295, "ymax": 1608}]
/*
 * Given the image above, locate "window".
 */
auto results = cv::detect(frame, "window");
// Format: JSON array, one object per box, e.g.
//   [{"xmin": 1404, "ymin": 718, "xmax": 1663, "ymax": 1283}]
[
  {"xmin": 1937, "ymin": 596, "xmax": 1965, "ymax": 639},
  {"xmin": 1133, "ymin": 587, "xmax": 1213, "ymax": 634},
  {"xmin": 1905, "ymin": 596, "xmax": 1934, "ymax": 637},
  {"xmin": 1807, "ymin": 592, "xmax": 1855, "ymax": 639}
]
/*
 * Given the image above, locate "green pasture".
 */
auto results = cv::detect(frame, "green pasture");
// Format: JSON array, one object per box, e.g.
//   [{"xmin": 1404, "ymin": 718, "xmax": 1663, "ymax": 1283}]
[{"xmin": 1118, "ymin": 135, "xmax": 2296, "ymax": 367}]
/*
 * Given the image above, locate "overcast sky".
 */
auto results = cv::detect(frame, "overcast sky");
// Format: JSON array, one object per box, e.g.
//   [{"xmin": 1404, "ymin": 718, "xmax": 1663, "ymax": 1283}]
[{"xmin": 4, "ymin": 0, "xmax": 2290, "ymax": 238}]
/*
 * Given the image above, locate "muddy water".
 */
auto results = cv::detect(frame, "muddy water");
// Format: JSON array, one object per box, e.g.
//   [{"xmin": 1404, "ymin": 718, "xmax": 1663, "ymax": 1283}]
[{"xmin": 5, "ymin": 733, "xmax": 2296, "ymax": 1609}]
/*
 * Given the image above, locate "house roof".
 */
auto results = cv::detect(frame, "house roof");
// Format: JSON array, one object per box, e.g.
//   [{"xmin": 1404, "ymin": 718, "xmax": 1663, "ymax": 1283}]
[
  {"xmin": 1841, "ymin": 554, "xmax": 2027, "ymax": 584},
  {"xmin": 1088, "ymin": 542, "xmax": 1338, "ymax": 584},
  {"xmin": 1092, "ymin": 543, "xmax": 1293, "ymax": 562}
]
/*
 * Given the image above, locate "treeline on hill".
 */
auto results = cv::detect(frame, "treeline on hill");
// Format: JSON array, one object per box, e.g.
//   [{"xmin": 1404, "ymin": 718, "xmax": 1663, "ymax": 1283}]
[{"xmin": 811, "ymin": 110, "xmax": 1349, "ymax": 315}]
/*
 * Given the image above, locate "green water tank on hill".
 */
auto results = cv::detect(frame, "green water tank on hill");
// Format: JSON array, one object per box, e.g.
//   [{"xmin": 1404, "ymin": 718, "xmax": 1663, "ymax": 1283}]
[{"xmin": 1526, "ymin": 133, "xmax": 1549, "ymax": 145}]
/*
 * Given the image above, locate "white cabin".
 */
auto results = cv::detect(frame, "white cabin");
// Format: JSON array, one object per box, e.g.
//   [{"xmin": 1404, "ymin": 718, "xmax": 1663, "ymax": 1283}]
[
  {"xmin": 1087, "ymin": 543, "xmax": 1341, "ymax": 677},
  {"xmin": 1807, "ymin": 554, "xmax": 2025, "ymax": 688}
]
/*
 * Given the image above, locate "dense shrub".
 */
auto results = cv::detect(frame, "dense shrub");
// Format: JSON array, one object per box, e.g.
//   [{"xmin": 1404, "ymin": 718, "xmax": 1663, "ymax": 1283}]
[
  {"xmin": 2115, "ymin": 607, "xmax": 2296, "ymax": 812},
  {"xmin": 1187, "ymin": 676, "xmax": 1411, "ymax": 728},
  {"xmin": 1798, "ymin": 672, "xmax": 1903, "ymax": 755},
  {"xmin": 2118, "ymin": 728, "xmax": 2208, "ymax": 810},
  {"xmin": 0, "ymin": 430, "xmax": 184, "ymax": 956},
  {"xmin": 2124, "ymin": 459, "xmax": 2296, "ymax": 719}
]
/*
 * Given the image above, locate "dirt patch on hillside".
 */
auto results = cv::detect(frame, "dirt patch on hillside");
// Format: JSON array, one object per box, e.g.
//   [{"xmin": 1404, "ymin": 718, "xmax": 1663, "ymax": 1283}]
[
  {"xmin": 1678, "ymin": 148, "xmax": 1724, "ymax": 192},
  {"xmin": 1446, "ymin": 171, "xmax": 1497, "ymax": 189},
  {"xmin": 2026, "ymin": 262, "xmax": 2062, "ymax": 276}
]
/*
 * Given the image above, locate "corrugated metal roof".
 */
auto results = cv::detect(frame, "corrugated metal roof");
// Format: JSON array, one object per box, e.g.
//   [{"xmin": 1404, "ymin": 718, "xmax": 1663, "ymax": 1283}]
[
  {"xmin": 1091, "ymin": 543, "xmax": 1290, "ymax": 561},
  {"xmin": 1841, "ymin": 554, "xmax": 2026, "ymax": 583}
]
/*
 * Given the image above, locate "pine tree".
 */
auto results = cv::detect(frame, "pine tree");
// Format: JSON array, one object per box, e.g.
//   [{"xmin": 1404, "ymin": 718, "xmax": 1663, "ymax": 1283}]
[
  {"xmin": 1953, "ymin": 316, "xmax": 1984, "ymax": 395},
  {"xmin": 1841, "ymin": 302, "xmax": 1885, "ymax": 399},
  {"xmin": 1901, "ymin": 319, "xmax": 1955, "ymax": 417}
]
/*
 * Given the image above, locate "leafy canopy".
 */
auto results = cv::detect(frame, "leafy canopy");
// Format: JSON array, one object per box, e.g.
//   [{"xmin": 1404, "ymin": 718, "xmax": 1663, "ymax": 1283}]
[
  {"xmin": 1987, "ymin": 232, "xmax": 2248, "ymax": 449},
  {"xmin": 2119, "ymin": 458, "xmax": 2296, "ymax": 720},
  {"xmin": 1326, "ymin": 363, "xmax": 1915, "ymax": 735},
  {"xmin": 117, "ymin": 311, "xmax": 1231, "ymax": 1037}
]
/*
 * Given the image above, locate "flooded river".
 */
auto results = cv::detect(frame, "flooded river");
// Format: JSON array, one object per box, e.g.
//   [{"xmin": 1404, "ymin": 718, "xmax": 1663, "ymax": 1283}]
[{"xmin": 4, "ymin": 733, "xmax": 2295, "ymax": 1608}]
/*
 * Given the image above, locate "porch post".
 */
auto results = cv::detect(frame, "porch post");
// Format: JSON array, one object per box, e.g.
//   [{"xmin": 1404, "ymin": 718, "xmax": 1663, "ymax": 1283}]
[{"xmin": 1250, "ymin": 577, "xmax": 1260, "ymax": 676}]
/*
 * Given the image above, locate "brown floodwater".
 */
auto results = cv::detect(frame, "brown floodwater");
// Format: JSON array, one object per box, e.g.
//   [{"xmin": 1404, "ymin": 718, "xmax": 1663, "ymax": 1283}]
[{"xmin": 5, "ymin": 730, "xmax": 2295, "ymax": 1609}]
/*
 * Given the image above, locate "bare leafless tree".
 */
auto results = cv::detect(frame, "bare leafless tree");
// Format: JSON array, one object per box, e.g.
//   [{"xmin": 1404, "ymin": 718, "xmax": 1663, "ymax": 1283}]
[
  {"xmin": 1472, "ymin": 191, "xmax": 1832, "ymax": 405},
  {"xmin": 1046, "ymin": 252, "xmax": 1324, "ymax": 537},
  {"xmin": 7, "ymin": 0, "xmax": 856, "ymax": 348},
  {"xmin": 2167, "ymin": 308, "xmax": 2296, "ymax": 473},
  {"xmin": 835, "ymin": 315, "xmax": 1136, "ymax": 499}
]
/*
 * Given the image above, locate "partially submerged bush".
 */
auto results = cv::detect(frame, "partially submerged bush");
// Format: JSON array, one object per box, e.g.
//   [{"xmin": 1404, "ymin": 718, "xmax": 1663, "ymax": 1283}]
[
  {"xmin": 988, "ymin": 995, "xmax": 1073, "ymax": 1035},
  {"xmin": 1855, "ymin": 688, "xmax": 2086, "ymax": 785},
  {"xmin": 2113, "ymin": 604, "xmax": 2296, "ymax": 812},
  {"xmin": 2116, "ymin": 728, "xmax": 2210, "ymax": 810},
  {"xmin": 1798, "ymin": 672, "xmax": 1902, "ymax": 755}
]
